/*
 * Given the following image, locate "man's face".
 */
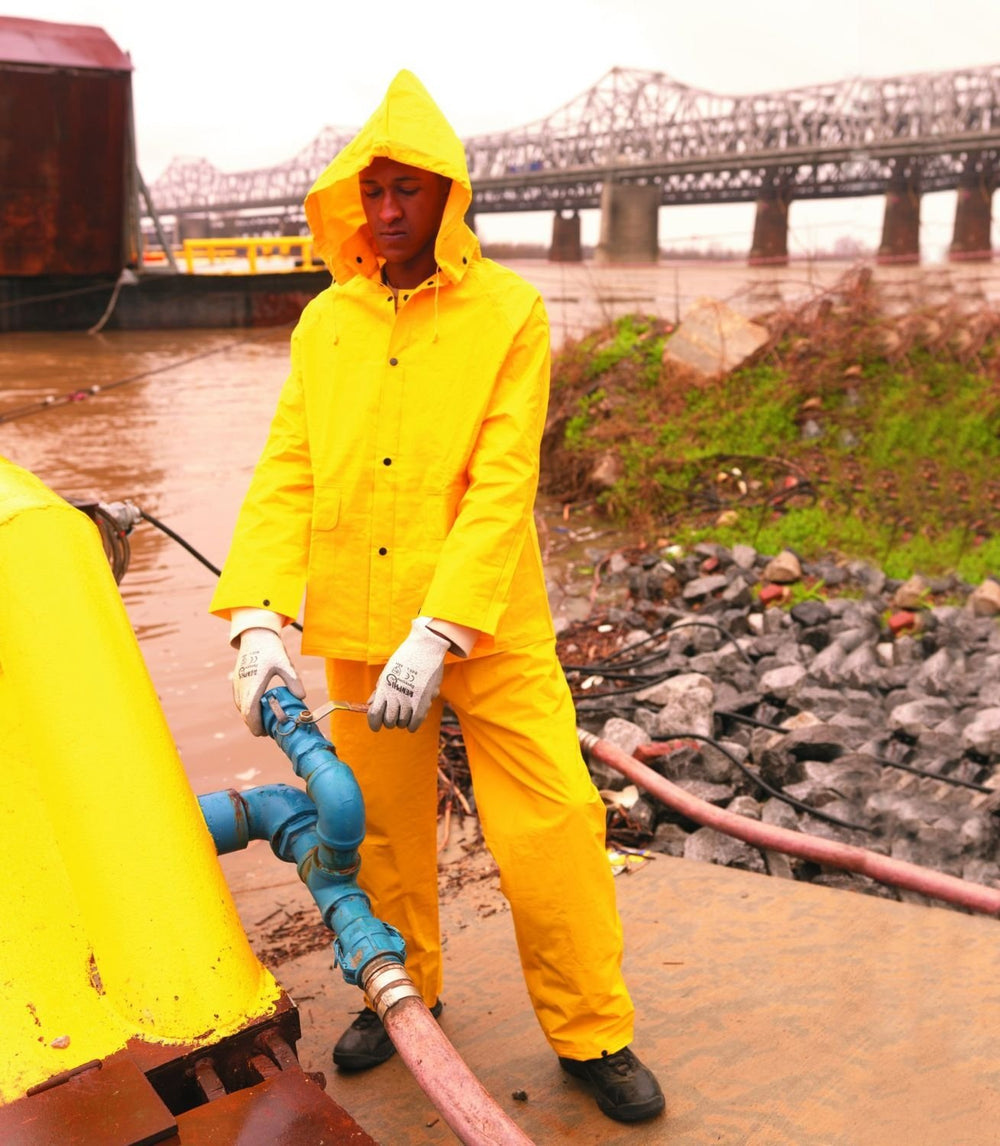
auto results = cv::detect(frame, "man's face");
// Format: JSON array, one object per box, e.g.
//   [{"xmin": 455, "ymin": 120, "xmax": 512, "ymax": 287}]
[{"xmin": 359, "ymin": 157, "xmax": 452, "ymax": 285}]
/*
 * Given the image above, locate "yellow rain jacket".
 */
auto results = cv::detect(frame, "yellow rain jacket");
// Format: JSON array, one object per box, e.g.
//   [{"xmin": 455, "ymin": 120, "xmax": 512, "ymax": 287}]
[{"xmin": 210, "ymin": 70, "xmax": 554, "ymax": 663}]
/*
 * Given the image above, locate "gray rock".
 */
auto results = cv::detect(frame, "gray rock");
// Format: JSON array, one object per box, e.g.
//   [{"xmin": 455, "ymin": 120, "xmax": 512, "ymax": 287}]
[
  {"xmin": 732, "ymin": 543, "xmax": 758, "ymax": 570},
  {"xmin": 760, "ymin": 798, "xmax": 801, "ymax": 831},
  {"xmin": 760, "ymin": 663, "xmax": 808, "ymax": 700},
  {"xmin": 961, "ymin": 708, "xmax": 1000, "ymax": 757},
  {"xmin": 758, "ymin": 744, "xmax": 806, "ymax": 789},
  {"xmin": 648, "ymin": 673, "xmax": 716, "ymax": 738},
  {"xmin": 651, "ymin": 821, "xmax": 689, "ymax": 856},
  {"xmin": 682, "ymin": 574, "xmax": 730, "ymax": 602},
  {"xmin": 835, "ymin": 627, "xmax": 872, "ymax": 654},
  {"xmin": 673, "ymin": 778, "xmax": 737, "ymax": 806},
  {"xmin": 914, "ymin": 647, "xmax": 962, "ymax": 696},
  {"xmin": 790, "ymin": 599, "xmax": 832, "ymax": 627},
  {"xmin": 683, "ymin": 826, "xmax": 767, "ymax": 872},
  {"xmin": 783, "ymin": 723, "xmax": 849, "ymax": 761},
  {"xmin": 839, "ymin": 644, "xmax": 882, "ymax": 688},
  {"xmin": 600, "ymin": 717, "xmax": 652, "ymax": 757},
  {"xmin": 727, "ymin": 795, "xmax": 763, "ymax": 819},
  {"xmin": 887, "ymin": 697, "xmax": 956, "ymax": 738}
]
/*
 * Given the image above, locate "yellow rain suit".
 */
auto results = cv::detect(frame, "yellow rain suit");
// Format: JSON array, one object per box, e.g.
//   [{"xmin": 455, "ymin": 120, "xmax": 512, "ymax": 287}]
[{"xmin": 210, "ymin": 70, "xmax": 634, "ymax": 1059}]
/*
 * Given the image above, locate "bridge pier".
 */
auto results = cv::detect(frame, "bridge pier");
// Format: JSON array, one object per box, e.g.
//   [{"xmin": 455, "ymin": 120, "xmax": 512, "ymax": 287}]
[
  {"xmin": 549, "ymin": 210, "xmax": 582, "ymax": 261},
  {"xmin": 748, "ymin": 186, "xmax": 790, "ymax": 266},
  {"xmin": 177, "ymin": 215, "xmax": 212, "ymax": 241},
  {"xmin": 878, "ymin": 164, "xmax": 921, "ymax": 264},
  {"xmin": 595, "ymin": 181, "xmax": 659, "ymax": 264},
  {"xmin": 949, "ymin": 155, "xmax": 994, "ymax": 261}
]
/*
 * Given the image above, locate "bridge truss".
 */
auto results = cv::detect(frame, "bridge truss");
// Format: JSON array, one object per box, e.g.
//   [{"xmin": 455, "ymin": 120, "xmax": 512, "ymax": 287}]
[{"xmin": 148, "ymin": 64, "xmax": 1000, "ymax": 227}]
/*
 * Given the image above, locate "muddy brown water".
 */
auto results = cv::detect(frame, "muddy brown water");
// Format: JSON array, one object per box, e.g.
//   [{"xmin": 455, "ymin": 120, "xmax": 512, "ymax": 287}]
[{"xmin": 4, "ymin": 257, "xmax": 998, "ymax": 872}]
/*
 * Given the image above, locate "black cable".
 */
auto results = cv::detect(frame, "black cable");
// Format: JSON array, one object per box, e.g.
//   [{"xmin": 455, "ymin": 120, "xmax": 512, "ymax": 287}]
[
  {"xmin": 139, "ymin": 511, "xmax": 303, "ymax": 632},
  {"xmin": 715, "ymin": 707, "xmax": 992, "ymax": 795},
  {"xmin": 640, "ymin": 731, "xmax": 872, "ymax": 833}
]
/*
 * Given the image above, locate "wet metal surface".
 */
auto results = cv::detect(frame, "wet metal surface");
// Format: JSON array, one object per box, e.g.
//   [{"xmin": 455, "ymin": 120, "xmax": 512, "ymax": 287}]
[{"xmin": 255, "ymin": 855, "xmax": 1000, "ymax": 1145}]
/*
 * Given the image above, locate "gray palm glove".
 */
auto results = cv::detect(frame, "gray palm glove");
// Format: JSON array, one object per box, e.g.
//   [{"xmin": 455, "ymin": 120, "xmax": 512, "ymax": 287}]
[
  {"xmin": 233, "ymin": 627, "xmax": 306, "ymax": 735},
  {"xmin": 368, "ymin": 618, "xmax": 451, "ymax": 732}
]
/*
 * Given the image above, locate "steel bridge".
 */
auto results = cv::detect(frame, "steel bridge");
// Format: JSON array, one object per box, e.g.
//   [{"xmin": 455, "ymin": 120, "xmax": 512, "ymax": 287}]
[{"xmin": 147, "ymin": 65, "xmax": 1000, "ymax": 263}]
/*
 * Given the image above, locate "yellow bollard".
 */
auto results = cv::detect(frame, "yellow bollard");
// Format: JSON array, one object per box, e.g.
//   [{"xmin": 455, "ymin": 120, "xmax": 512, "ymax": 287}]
[{"xmin": 0, "ymin": 459, "xmax": 282, "ymax": 1103}]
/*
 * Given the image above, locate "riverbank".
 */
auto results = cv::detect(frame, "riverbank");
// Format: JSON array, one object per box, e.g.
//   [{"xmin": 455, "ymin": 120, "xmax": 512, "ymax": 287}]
[{"xmin": 540, "ymin": 264, "xmax": 1000, "ymax": 583}]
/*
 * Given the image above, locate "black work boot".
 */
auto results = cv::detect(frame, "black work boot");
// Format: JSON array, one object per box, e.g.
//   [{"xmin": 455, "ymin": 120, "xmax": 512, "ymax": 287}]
[
  {"xmin": 333, "ymin": 999, "xmax": 443, "ymax": 1071},
  {"xmin": 558, "ymin": 1046, "xmax": 665, "ymax": 1123}
]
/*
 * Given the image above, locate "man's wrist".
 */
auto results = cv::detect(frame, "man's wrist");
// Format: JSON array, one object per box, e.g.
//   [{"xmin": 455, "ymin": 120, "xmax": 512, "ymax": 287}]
[
  {"xmin": 230, "ymin": 606, "xmax": 284, "ymax": 647},
  {"xmin": 423, "ymin": 616, "xmax": 479, "ymax": 658}
]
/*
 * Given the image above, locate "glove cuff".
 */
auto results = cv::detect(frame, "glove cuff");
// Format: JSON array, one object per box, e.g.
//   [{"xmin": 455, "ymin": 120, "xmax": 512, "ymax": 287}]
[
  {"xmin": 230, "ymin": 606, "xmax": 283, "ymax": 648},
  {"xmin": 414, "ymin": 615, "xmax": 453, "ymax": 653}
]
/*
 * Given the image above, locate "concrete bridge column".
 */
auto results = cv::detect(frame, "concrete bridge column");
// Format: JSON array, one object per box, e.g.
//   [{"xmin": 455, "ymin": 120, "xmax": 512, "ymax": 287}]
[
  {"xmin": 748, "ymin": 186, "xmax": 790, "ymax": 266},
  {"xmin": 950, "ymin": 156, "xmax": 994, "ymax": 262},
  {"xmin": 878, "ymin": 164, "xmax": 921, "ymax": 264},
  {"xmin": 549, "ymin": 210, "xmax": 582, "ymax": 262},
  {"xmin": 177, "ymin": 215, "xmax": 211, "ymax": 241},
  {"xmin": 595, "ymin": 181, "xmax": 659, "ymax": 264}
]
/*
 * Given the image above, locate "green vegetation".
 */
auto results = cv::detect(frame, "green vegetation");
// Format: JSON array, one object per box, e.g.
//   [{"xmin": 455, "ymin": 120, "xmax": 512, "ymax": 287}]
[{"xmin": 541, "ymin": 298, "xmax": 1000, "ymax": 582}]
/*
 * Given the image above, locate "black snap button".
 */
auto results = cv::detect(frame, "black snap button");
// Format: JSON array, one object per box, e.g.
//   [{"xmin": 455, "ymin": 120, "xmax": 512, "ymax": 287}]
[
  {"xmin": 386, "ymin": 296, "xmax": 393, "ymax": 302},
  {"xmin": 427, "ymin": 279, "xmax": 433, "ymax": 285},
  {"xmin": 462, "ymin": 256, "xmax": 468, "ymax": 264},
  {"xmin": 383, "ymin": 457, "xmax": 392, "ymax": 465},
  {"xmin": 389, "ymin": 357, "xmax": 398, "ymax": 366},
  {"xmin": 356, "ymin": 256, "xmax": 363, "ymax": 263},
  {"xmin": 263, "ymin": 598, "xmax": 270, "ymax": 606},
  {"xmin": 378, "ymin": 546, "xmax": 387, "ymax": 556}
]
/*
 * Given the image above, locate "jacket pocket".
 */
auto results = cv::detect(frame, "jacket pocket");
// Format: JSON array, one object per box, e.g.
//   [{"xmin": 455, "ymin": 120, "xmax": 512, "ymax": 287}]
[{"xmin": 312, "ymin": 488, "xmax": 340, "ymax": 531}]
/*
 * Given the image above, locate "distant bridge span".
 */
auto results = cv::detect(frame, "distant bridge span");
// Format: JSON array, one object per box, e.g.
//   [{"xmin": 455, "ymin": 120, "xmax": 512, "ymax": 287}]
[{"xmin": 148, "ymin": 65, "xmax": 1000, "ymax": 264}]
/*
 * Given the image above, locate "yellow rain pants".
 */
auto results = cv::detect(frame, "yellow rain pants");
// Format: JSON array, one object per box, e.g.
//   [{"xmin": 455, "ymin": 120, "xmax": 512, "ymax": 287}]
[{"xmin": 327, "ymin": 640, "xmax": 635, "ymax": 1060}]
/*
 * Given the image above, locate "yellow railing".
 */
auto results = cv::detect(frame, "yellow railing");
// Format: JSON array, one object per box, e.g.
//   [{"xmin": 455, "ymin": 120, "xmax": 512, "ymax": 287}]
[{"xmin": 182, "ymin": 236, "xmax": 316, "ymax": 274}]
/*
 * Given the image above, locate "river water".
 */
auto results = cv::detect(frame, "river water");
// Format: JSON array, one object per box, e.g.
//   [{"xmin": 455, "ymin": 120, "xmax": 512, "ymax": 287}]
[{"xmin": 3, "ymin": 256, "xmax": 998, "ymax": 824}]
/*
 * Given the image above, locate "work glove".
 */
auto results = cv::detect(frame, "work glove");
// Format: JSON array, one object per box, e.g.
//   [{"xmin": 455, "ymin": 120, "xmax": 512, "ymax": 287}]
[
  {"xmin": 368, "ymin": 618, "xmax": 451, "ymax": 733},
  {"xmin": 233, "ymin": 627, "xmax": 306, "ymax": 736}
]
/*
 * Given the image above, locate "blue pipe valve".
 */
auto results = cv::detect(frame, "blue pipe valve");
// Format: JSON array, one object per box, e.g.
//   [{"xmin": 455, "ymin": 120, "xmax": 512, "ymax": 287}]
[{"xmin": 199, "ymin": 686, "xmax": 406, "ymax": 987}]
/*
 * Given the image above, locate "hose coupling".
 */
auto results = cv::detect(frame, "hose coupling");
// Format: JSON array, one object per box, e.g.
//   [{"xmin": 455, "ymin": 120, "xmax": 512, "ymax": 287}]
[
  {"xmin": 362, "ymin": 955, "xmax": 421, "ymax": 1021},
  {"xmin": 577, "ymin": 728, "xmax": 599, "ymax": 757}
]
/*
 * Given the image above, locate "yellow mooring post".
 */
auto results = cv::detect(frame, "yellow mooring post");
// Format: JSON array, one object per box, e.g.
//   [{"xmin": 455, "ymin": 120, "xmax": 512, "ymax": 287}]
[{"xmin": 0, "ymin": 458, "xmax": 283, "ymax": 1104}]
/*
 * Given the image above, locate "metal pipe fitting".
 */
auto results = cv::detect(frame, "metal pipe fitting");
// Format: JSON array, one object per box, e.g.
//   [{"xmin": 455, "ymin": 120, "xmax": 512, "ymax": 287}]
[{"xmin": 362, "ymin": 955, "xmax": 422, "ymax": 1021}]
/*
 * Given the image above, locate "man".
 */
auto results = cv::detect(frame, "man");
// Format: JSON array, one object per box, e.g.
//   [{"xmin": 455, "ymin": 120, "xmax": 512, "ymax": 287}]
[{"xmin": 210, "ymin": 70, "xmax": 664, "ymax": 1125}]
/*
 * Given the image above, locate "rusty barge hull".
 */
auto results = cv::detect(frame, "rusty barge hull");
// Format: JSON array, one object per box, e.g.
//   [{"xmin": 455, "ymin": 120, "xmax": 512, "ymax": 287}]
[{"xmin": 0, "ymin": 270, "xmax": 331, "ymax": 333}]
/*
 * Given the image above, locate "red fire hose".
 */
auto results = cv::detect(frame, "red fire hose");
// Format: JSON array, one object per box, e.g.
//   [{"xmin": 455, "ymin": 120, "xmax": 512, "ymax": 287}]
[{"xmin": 580, "ymin": 732, "xmax": 1000, "ymax": 917}]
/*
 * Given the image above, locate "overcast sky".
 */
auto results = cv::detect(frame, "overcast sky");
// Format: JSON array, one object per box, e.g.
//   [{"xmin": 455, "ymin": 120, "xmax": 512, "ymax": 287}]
[{"xmin": 20, "ymin": 1, "xmax": 1000, "ymax": 257}]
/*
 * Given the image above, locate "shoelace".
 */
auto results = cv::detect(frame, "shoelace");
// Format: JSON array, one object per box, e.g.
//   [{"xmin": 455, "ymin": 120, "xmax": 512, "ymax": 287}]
[
  {"xmin": 601, "ymin": 1048, "xmax": 636, "ymax": 1076},
  {"xmin": 350, "ymin": 1008, "xmax": 383, "ymax": 1029}
]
